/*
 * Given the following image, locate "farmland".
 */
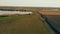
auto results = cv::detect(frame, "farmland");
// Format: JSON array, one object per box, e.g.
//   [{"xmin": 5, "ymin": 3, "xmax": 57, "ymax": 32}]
[
  {"xmin": 0, "ymin": 14, "xmax": 53, "ymax": 34},
  {"xmin": 0, "ymin": 6, "xmax": 56, "ymax": 34},
  {"xmin": 39, "ymin": 9, "xmax": 60, "ymax": 34}
]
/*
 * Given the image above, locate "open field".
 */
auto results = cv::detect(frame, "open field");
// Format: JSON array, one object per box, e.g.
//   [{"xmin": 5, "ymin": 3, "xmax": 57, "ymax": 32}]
[
  {"xmin": 0, "ymin": 6, "xmax": 56, "ymax": 34},
  {"xmin": 39, "ymin": 10, "xmax": 60, "ymax": 16},
  {"xmin": 45, "ymin": 15, "xmax": 60, "ymax": 33},
  {"xmin": 38, "ymin": 10, "xmax": 60, "ymax": 33},
  {"xmin": 0, "ymin": 14, "xmax": 53, "ymax": 34}
]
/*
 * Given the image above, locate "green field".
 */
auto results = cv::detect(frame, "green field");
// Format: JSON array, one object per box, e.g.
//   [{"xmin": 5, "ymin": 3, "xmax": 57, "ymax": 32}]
[{"xmin": 0, "ymin": 15, "xmax": 53, "ymax": 34}]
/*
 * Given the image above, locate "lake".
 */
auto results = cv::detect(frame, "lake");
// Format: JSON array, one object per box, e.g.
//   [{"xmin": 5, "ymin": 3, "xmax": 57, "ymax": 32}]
[{"xmin": 0, "ymin": 11, "xmax": 32, "ymax": 15}]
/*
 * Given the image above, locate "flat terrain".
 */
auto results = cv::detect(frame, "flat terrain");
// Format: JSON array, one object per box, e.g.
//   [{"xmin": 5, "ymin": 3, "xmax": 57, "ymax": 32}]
[
  {"xmin": 46, "ymin": 15, "xmax": 60, "ymax": 33},
  {"xmin": 39, "ymin": 10, "xmax": 60, "ymax": 15},
  {"xmin": 0, "ymin": 15, "xmax": 53, "ymax": 34},
  {"xmin": 39, "ymin": 10, "xmax": 60, "ymax": 33}
]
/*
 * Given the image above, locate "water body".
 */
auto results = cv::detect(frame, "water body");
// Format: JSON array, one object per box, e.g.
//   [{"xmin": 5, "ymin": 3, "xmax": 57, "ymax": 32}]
[
  {"xmin": 45, "ymin": 15, "xmax": 60, "ymax": 34},
  {"xmin": 0, "ymin": 11, "xmax": 32, "ymax": 15}
]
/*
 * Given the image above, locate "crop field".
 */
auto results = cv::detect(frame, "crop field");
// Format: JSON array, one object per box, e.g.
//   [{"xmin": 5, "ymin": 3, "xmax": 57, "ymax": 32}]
[
  {"xmin": 0, "ymin": 14, "xmax": 53, "ymax": 34},
  {"xmin": 45, "ymin": 15, "xmax": 60, "ymax": 33},
  {"xmin": 39, "ymin": 10, "xmax": 60, "ymax": 33}
]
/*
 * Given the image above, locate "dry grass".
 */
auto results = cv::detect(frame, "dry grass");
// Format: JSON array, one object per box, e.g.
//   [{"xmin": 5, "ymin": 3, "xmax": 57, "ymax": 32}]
[
  {"xmin": 0, "ymin": 15, "xmax": 53, "ymax": 34},
  {"xmin": 39, "ymin": 10, "xmax": 60, "ymax": 15}
]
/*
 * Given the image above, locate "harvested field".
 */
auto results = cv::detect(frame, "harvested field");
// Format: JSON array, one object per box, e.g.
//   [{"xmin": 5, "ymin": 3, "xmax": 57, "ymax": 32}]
[
  {"xmin": 0, "ymin": 14, "xmax": 53, "ymax": 34},
  {"xmin": 39, "ymin": 11, "xmax": 60, "ymax": 16}
]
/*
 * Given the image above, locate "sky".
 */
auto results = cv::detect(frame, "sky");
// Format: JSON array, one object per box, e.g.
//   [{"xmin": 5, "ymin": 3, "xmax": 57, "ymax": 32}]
[{"xmin": 0, "ymin": 0, "xmax": 60, "ymax": 7}]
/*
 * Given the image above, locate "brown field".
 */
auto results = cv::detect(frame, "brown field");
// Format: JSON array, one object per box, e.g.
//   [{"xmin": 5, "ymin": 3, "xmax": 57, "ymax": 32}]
[
  {"xmin": 0, "ymin": 14, "xmax": 53, "ymax": 34},
  {"xmin": 39, "ymin": 10, "xmax": 60, "ymax": 16}
]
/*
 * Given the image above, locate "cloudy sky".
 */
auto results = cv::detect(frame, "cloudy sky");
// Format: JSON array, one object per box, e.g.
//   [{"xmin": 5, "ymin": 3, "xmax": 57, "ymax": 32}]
[{"xmin": 0, "ymin": 0, "xmax": 60, "ymax": 7}]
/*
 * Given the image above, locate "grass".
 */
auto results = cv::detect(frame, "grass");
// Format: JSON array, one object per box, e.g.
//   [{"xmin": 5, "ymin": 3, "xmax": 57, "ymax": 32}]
[
  {"xmin": 0, "ymin": 15, "xmax": 53, "ymax": 34},
  {"xmin": 0, "ymin": 16, "xmax": 21, "ymax": 21}
]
